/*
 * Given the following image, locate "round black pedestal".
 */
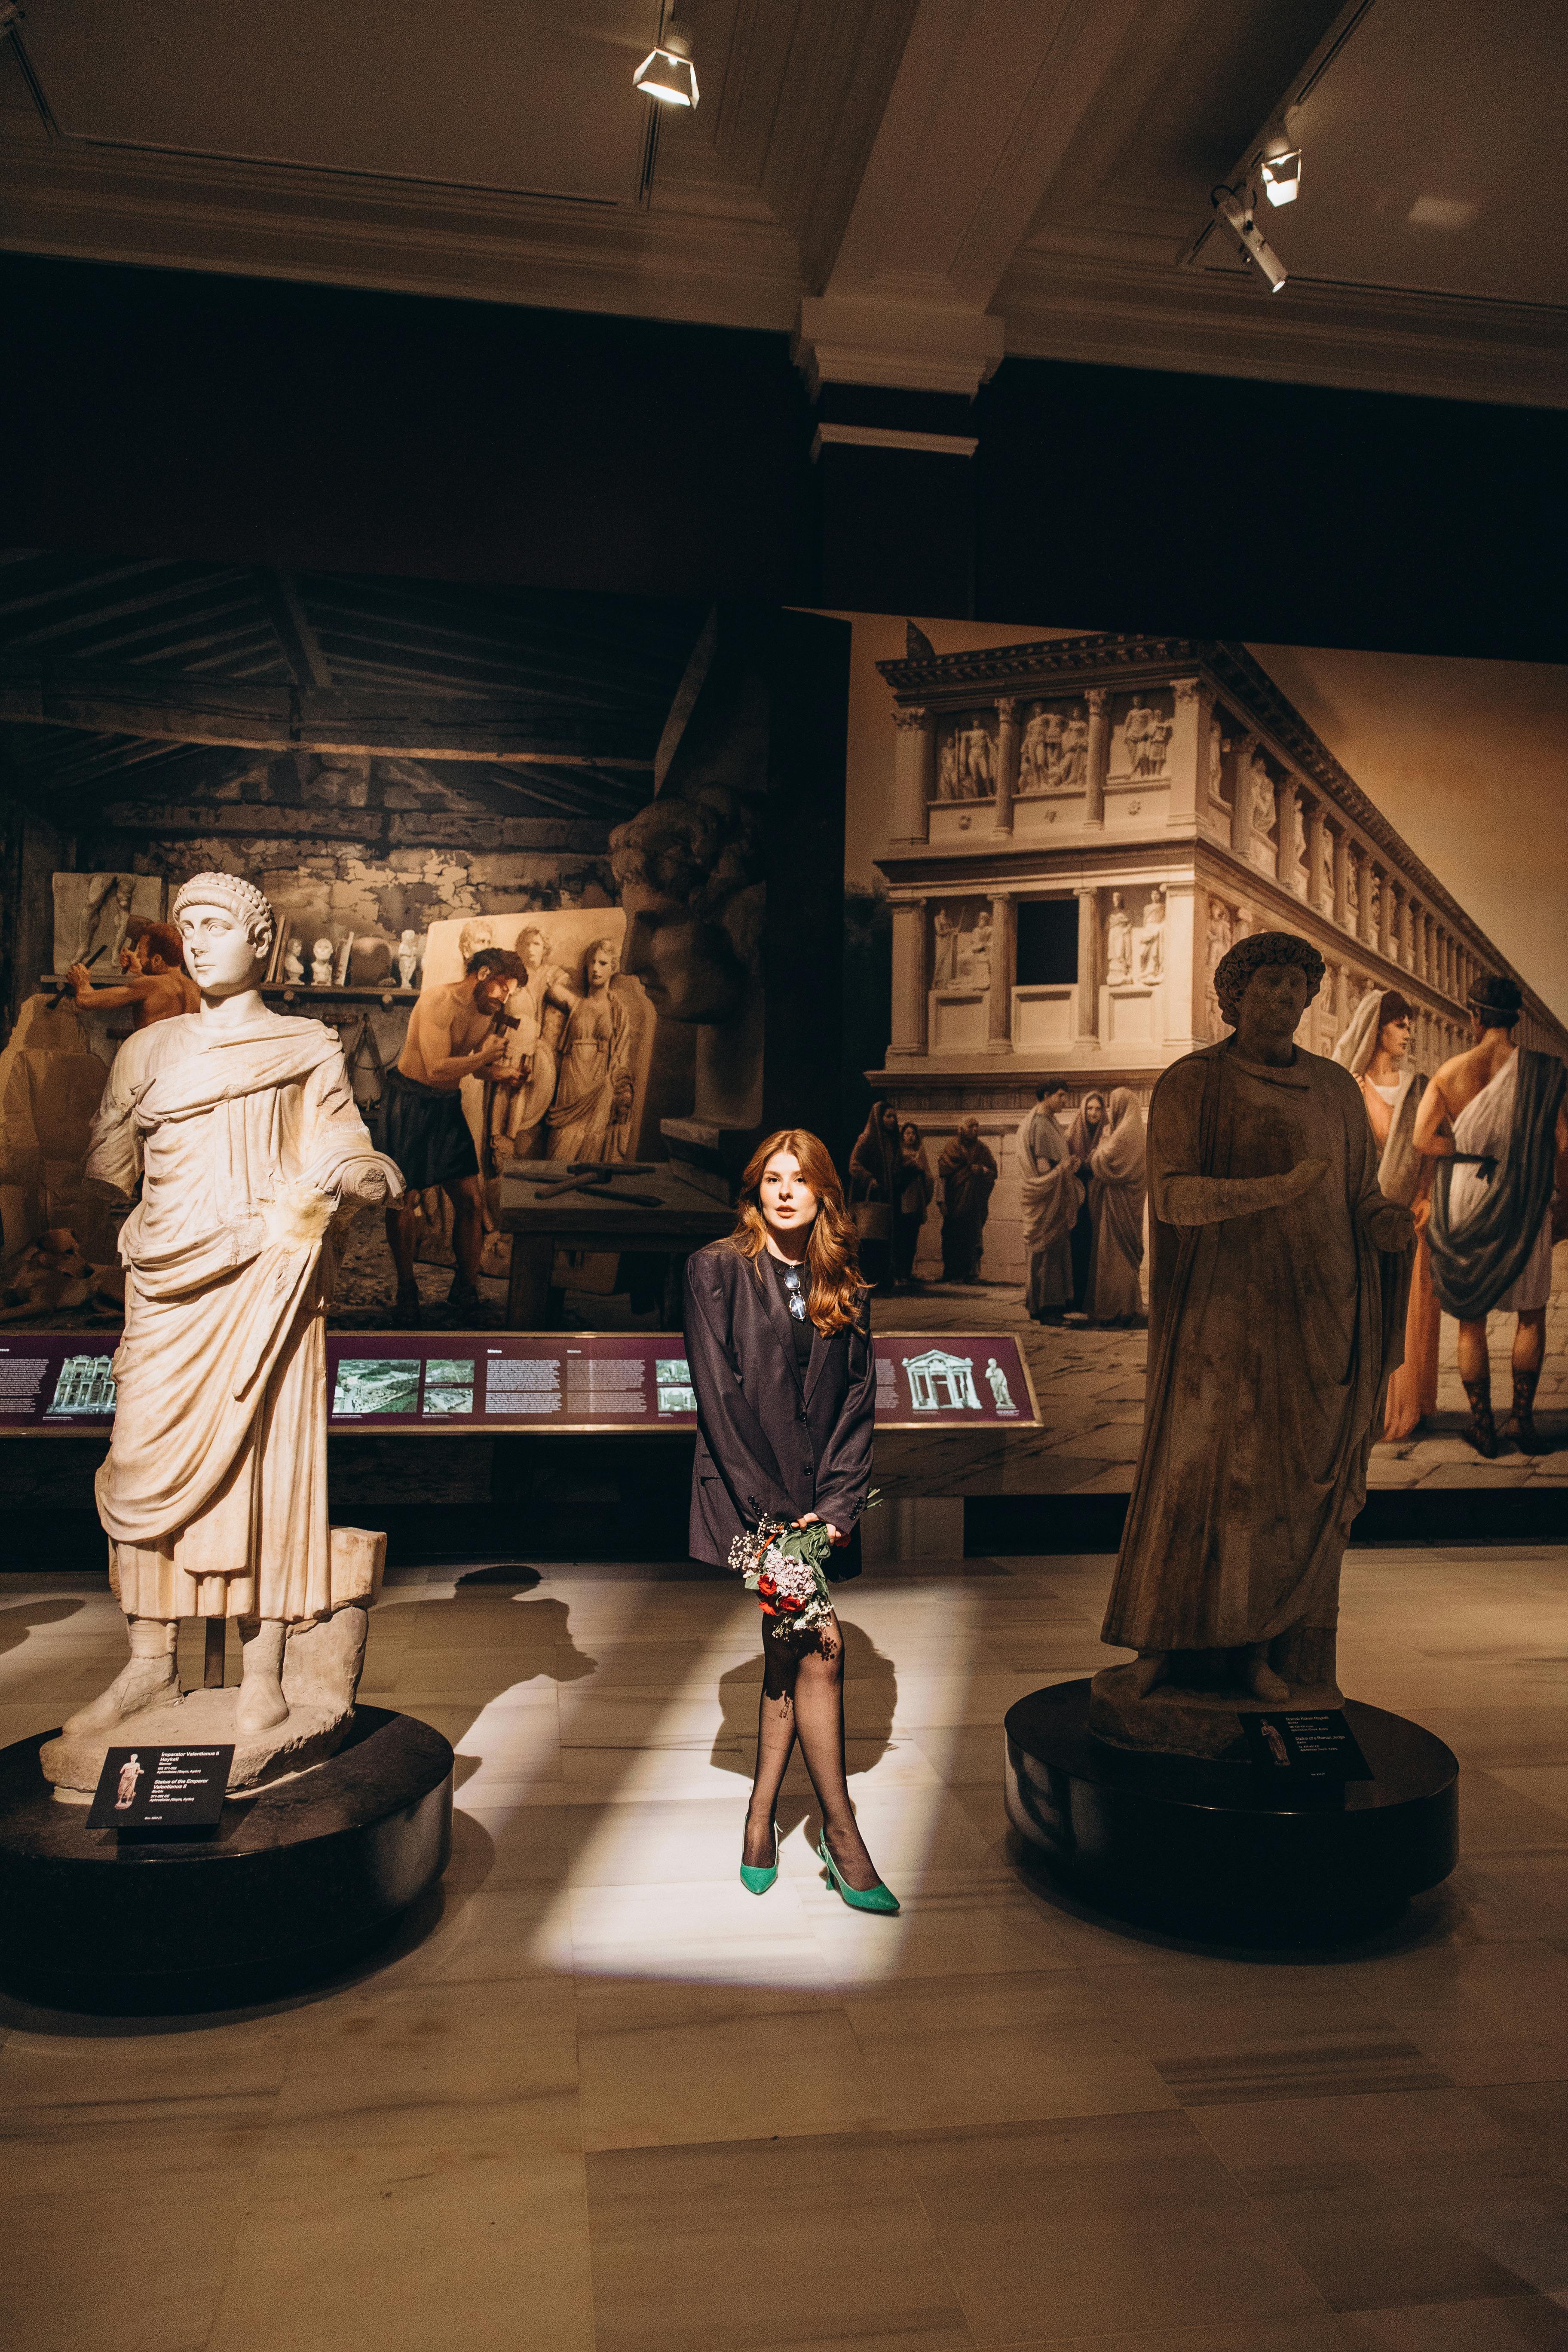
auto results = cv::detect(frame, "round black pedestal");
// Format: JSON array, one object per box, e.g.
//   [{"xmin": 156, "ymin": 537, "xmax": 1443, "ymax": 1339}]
[
  {"xmin": 0, "ymin": 1707, "xmax": 454, "ymax": 2012},
  {"xmin": 1005, "ymin": 1680, "xmax": 1458, "ymax": 1939}
]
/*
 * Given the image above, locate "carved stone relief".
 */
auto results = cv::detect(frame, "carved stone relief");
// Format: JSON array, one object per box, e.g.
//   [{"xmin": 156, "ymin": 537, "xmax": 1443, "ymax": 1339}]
[
  {"xmin": 1204, "ymin": 896, "xmax": 1236, "ymax": 1038},
  {"xmin": 1115, "ymin": 694, "xmax": 1173, "ymax": 779},
  {"xmin": 931, "ymin": 900, "xmax": 992, "ymax": 987},
  {"xmin": 1105, "ymin": 891, "xmax": 1133, "ymax": 985},
  {"xmin": 935, "ymin": 715, "xmax": 997, "ymax": 800}
]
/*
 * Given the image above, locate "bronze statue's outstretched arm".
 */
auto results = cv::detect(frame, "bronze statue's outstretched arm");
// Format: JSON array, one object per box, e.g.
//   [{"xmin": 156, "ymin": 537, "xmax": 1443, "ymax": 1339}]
[{"xmin": 1161, "ymin": 1158, "xmax": 1327, "ymax": 1228}]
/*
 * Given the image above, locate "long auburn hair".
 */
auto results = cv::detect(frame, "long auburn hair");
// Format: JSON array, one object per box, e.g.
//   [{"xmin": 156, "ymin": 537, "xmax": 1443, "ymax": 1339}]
[{"xmin": 727, "ymin": 1127, "xmax": 864, "ymax": 1333}]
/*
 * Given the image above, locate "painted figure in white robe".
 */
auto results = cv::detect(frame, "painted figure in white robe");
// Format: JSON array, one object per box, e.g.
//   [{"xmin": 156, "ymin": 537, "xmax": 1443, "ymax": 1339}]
[
  {"xmin": 1096, "ymin": 932, "xmax": 1413, "ymax": 1745},
  {"xmin": 1417, "ymin": 971, "xmax": 1568, "ymax": 1457},
  {"xmin": 64, "ymin": 873, "xmax": 402, "ymax": 1743},
  {"xmin": 1017, "ymin": 1083, "xmax": 1082, "ymax": 1323}
]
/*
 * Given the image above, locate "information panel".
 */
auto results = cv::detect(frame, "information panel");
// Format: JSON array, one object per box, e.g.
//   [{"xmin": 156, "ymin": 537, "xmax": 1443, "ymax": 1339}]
[{"xmin": 0, "ymin": 1331, "xmax": 1039, "ymax": 1434}]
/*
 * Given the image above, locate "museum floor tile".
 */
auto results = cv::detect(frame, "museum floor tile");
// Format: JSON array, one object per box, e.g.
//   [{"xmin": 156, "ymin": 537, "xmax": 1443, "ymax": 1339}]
[{"xmin": 5, "ymin": 1542, "xmax": 1568, "ymax": 2351}]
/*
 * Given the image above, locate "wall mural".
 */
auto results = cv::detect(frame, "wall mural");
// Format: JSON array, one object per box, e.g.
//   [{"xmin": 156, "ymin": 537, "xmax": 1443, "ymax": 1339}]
[
  {"xmin": 844, "ymin": 614, "xmax": 1568, "ymax": 1492},
  {"xmin": 0, "ymin": 561, "xmax": 845, "ymax": 1330}
]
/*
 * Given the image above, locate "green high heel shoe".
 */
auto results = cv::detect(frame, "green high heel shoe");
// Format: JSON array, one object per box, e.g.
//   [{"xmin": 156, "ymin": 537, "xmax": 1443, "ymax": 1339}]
[
  {"xmin": 817, "ymin": 1832, "xmax": 900, "ymax": 1915},
  {"xmin": 739, "ymin": 1820, "xmax": 779, "ymax": 1895}
]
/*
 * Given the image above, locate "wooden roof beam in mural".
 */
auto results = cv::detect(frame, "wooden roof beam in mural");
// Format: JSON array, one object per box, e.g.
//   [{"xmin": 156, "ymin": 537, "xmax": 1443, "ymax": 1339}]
[{"xmin": 0, "ymin": 664, "xmax": 656, "ymax": 766}]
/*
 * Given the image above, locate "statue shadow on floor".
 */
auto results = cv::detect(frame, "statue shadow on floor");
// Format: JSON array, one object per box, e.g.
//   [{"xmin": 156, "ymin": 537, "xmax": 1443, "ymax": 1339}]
[
  {"xmin": 0, "ymin": 1596, "xmax": 86, "ymax": 1658},
  {"xmin": 710, "ymin": 1617, "xmax": 898, "ymax": 1847}
]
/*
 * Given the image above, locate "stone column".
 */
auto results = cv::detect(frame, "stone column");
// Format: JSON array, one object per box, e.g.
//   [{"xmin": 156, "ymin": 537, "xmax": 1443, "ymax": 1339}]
[
  {"xmin": 1423, "ymin": 913, "xmax": 1436, "ymax": 988},
  {"xmin": 1084, "ymin": 688, "xmax": 1109, "ymax": 825},
  {"xmin": 1400, "ymin": 892, "xmax": 1415, "ymax": 972},
  {"xmin": 1333, "ymin": 959, "xmax": 1350, "ymax": 1035},
  {"xmin": 1074, "ymin": 885, "xmax": 1099, "ymax": 1043},
  {"xmin": 1303, "ymin": 795, "xmax": 1327, "ymax": 913},
  {"xmin": 1161, "ymin": 878, "xmax": 1199, "ymax": 1049},
  {"xmin": 986, "ymin": 892, "xmax": 1015, "ymax": 1054},
  {"xmin": 1229, "ymin": 732, "xmax": 1256, "ymax": 860},
  {"xmin": 1167, "ymin": 677, "xmax": 1205, "ymax": 829},
  {"xmin": 1352, "ymin": 844, "xmax": 1372, "ymax": 945},
  {"xmin": 891, "ymin": 706, "xmax": 934, "ymax": 843},
  {"xmin": 1332, "ymin": 826, "xmax": 1350, "ymax": 929},
  {"xmin": 1377, "ymin": 872, "xmax": 1394, "ymax": 962},
  {"xmin": 994, "ymin": 697, "xmax": 1019, "ymax": 835},
  {"xmin": 1274, "ymin": 777, "xmax": 1300, "ymax": 893},
  {"xmin": 889, "ymin": 898, "xmax": 928, "ymax": 1056}
]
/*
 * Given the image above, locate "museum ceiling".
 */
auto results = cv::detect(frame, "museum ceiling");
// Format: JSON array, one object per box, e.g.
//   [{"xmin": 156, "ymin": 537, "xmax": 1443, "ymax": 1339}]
[
  {"xmin": 0, "ymin": 550, "xmax": 705, "ymax": 825},
  {"xmin": 0, "ymin": 1, "xmax": 1562, "ymax": 410}
]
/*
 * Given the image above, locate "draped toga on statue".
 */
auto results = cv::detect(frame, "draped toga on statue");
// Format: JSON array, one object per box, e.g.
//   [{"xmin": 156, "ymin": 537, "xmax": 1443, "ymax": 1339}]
[
  {"xmin": 1102, "ymin": 1042, "xmax": 1409, "ymax": 1659},
  {"xmin": 87, "ymin": 1011, "xmax": 396, "ymax": 1623}
]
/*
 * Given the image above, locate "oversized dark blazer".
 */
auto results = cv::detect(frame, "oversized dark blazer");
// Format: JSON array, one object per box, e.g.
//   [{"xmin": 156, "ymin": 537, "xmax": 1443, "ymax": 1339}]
[{"xmin": 683, "ymin": 1238, "xmax": 877, "ymax": 1568}]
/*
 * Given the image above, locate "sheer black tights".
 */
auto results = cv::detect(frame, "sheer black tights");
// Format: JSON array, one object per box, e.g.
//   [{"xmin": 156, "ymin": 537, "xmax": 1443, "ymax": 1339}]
[{"xmin": 741, "ymin": 1611, "xmax": 881, "ymax": 1892}]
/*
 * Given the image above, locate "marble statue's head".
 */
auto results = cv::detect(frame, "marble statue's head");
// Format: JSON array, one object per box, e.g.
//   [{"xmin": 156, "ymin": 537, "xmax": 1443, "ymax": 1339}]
[
  {"xmin": 174, "ymin": 872, "xmax": 274, "ymax": 994},
  {"xmin": 515, "ymin": 924, "xmax": 548, "ymax": 973},
  {"xmin": 1213, "ymin": 931, "xmax": 1324, "ymax": 1029},
  {"xmin": 608, "ymin": 785, "xmax": 764, "ymax": 1025}
]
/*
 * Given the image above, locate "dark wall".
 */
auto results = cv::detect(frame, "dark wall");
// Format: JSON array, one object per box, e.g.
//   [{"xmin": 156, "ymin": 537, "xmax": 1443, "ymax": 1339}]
[{"xmin": 3, "ymin": 252, "xmax": 1565, "ymax": 658}]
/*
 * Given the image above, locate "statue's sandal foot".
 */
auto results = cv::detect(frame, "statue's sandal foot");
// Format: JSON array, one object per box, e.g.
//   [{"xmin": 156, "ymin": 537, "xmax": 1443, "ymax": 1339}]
[
  {"xmin": 236, "ymin": 1675, "xmax": 290, "ymax": 1735},
  {"xmin": 1244, "ymin": 1651, "xmax": 1290, "ymax": 1702},
  {"xmin": 61, "ymin": 1655, "xmax": 178, "ymax": 1740}
]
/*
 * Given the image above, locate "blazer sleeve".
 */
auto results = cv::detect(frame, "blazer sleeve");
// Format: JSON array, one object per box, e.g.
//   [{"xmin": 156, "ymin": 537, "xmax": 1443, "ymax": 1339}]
[
  {"xmin": 813, "ymin": 1292, "xmax": 877, "ymax": 1533},
  {"xmin": 683, "ymin": 1253, "xmax": 793, "ymax": 1530}
]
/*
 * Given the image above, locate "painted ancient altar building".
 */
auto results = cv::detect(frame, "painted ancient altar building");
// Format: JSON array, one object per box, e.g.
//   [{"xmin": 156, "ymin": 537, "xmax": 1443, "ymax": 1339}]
[{"xmin": 871, "ymin": 632, "xmax": 1568, "ymax": 1286}]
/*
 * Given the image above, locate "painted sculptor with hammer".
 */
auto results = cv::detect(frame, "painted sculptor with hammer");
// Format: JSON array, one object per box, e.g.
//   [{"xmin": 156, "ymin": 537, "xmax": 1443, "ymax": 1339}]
[{"xmin": 382, "ymin": 946, "xmax": 527, "ymax": 1323}]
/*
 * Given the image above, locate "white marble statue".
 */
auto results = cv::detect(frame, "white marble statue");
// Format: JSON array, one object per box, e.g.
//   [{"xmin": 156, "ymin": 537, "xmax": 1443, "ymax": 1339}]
[
  {"xmin": 1020, "ymin": 706, "xmax": 1050, "ymax": 788},
  {"xmin": 967, "ymin": 910, "xmax": 993, "ymax": 984},
  {"xmin": 1208, "ymin": 717, "xmax": 1224, "ymax": 800},
  {"xmin": 396, "ymin": 929, "xmax": 420, "ymax": 988},
  {"xmin": 936, "ymin": 738, "xmax": 960, "ymax": 801},
  {"xmin": 50, "ymin": 873, "xmax": 403, "ymax": 1775},
  {"xmin": 1106, "ymin": 891, "xmax": 1133, "ymax": 985},
  {"xmin": 1144, "ymin": 710, "xmax": 1172, "ymax": 775},
  {"xmin": 283, "ymin": 937, "xmax": 305, "ymax": 984},
  {"xmin": 310, "ymin": 936, "xmax": 334, "ymax": 985},
  {"xmin": 932, "ymin": 907, "xmax": 959, "ymax": 987},
  {"xmin": 1136, "ymin": 886, "xmax": 1166, "ymax": 982}
]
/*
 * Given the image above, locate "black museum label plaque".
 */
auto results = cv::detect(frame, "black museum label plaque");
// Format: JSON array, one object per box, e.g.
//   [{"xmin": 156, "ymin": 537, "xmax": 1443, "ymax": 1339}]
[
  {"xmin": 2, "ymin": 1331, "xmax": 1040, "ymax": 1435},
  {"xmin": 87, "ymin": 1744, "xmax": 234, "ymax": 1833},
  {"xmin": 1240, "ymin": 1711, "xmax": 1373, "ymax": 1781}
]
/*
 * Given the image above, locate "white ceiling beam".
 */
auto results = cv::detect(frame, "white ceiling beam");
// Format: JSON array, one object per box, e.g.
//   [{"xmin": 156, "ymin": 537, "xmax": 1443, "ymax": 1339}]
[{"xmin": 795, "ymin": 0, "xmax": 1143, "ymax": 395}]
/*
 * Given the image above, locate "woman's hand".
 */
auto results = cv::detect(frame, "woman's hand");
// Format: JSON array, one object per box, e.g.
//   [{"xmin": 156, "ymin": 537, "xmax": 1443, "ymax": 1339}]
[{"xmin": 796, "ymin": 1512, "xmax": 849, "ymax": 1547}]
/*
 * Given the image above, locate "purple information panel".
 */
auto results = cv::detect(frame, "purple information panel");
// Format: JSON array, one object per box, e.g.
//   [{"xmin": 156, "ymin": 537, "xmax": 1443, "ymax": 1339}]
[{"xmin": 0, "ymin": 1331, "xmax": 1038, "ymax": 1434}]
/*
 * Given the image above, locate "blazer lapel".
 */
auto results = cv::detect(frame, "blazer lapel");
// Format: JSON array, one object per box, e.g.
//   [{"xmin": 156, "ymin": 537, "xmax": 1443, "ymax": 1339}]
[
  {"xmin": 803, "ymin": 1323, "xmax": 836, "ymax": 1406},
  {"xmin": 753, "ymin": 1257, "xmax": 805, "ymax": 1392}
]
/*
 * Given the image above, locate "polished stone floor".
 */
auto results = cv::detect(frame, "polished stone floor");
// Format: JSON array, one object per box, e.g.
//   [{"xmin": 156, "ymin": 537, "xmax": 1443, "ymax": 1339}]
[{"xmin": 5, "ymin": 1543, "xmax": 1568, "ymax": 2351}]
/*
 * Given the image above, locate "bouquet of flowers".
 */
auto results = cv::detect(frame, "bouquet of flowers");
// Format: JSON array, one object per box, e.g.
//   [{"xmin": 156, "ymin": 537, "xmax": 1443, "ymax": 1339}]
[{"xmin": 727, "ymin": 1492, "xmax": 880, "ymax": 1642}]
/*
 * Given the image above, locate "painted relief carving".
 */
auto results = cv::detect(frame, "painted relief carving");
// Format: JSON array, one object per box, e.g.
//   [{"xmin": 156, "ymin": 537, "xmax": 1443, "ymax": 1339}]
[
  {"xmin": 1105, "ymin": 891, "xmax": 1133, "ymax": 986},
  {"xmin": 935, "ymin": 717, "xmax": 997, "ymax": 800},
  {"xmin": 931, "ymin": 901, "xmax": 993, "ymax": 988},
  {"xmin": 1135, "ymin": 885, "xmax": 1166, "ymax": 982}
]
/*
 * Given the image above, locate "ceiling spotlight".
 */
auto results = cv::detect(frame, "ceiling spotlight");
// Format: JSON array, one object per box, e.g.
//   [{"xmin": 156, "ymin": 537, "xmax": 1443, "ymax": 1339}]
[
  {"xmin": 1260, "ymin": 146, "xmax": 1303, "ymax": 207},
  {"xmin": 1214, "ymin": 187, "xmax": 1287, "ymax": 294},
  {"xmin": 634, "ymin": 24, "xmax": 698, "ymax": 109}
]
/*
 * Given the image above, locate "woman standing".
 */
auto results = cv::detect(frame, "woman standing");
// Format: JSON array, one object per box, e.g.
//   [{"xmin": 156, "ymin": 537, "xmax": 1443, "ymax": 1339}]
[
  {"xmin": 1083, "ymin": 1087, "xmax": 1148, "ymax": 1325},
  {"xmin": 848, "ymin": 1098, "xmax": 903, "ymax": 1290},
  {"xmin": 891, "ymin": 1121, "xmax": 934, "ymax": 1288},
  {"xmin": 1066, "ymin": 1089, "xmax": 1106, "ymax": 1312},
  {"xmin": 1333, "ymin": 986, "xmax": 1439, "ymax": 1438},
  {"xmin": 683, "ymin": 1130, "xmax": 897, "ymax": 1914}
]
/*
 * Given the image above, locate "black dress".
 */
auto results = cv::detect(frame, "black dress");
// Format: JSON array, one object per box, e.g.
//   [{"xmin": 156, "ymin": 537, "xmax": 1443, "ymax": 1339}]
[{"xmin": 683, "ymin": 1239, "xmax": 876, "ymax": 1568}]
